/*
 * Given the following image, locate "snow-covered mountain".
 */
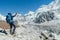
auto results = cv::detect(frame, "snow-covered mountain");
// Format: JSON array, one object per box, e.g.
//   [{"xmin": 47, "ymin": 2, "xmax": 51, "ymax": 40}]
[
  {"xmin": 0, "ymin": 0, "xmax": 60, "ymax": 40},
  {"xmin": 14, "ymin": 0, "xmax": 59, "ymax": 23},
  {"xmin": 0, "ymin": 0, "xmax": 60, "ymax": 24},
  {"xmin": 34, "ymin": 11, "xmax": 55, "ymax": 23},
  {"xmin": 0, "ymin": 0, "xmax": 60, "ymax": 23},
  {"xmin": 25, "ymin": 0, "xmax": 60, "ymax": 23},
  {"xmin": 25, "ymin": 11, "xmax": 35, "ymax": 22}
]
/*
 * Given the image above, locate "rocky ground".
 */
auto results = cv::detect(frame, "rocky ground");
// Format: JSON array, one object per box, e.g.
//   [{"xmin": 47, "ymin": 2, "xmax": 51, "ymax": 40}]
[{"xmin": 0, "ymin": 20, "xmax": 60, "ymax": 40}]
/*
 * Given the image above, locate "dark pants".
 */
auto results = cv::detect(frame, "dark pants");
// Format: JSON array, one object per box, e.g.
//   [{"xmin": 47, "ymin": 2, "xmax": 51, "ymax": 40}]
[{"xmin": 9, "ymin": 23, "xmax": 16, "ymax": 34}]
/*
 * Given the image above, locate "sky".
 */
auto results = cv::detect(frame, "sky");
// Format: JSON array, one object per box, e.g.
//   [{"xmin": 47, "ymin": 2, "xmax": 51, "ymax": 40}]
[{"xmin": 0, "ymin": 0, "xmax": 53, "ymax": 15}]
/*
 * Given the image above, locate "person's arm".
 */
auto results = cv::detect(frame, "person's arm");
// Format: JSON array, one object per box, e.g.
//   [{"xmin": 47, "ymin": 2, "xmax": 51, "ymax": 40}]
[{"xmin": 13, "ymin": 13, "xmax": 17, "ymax": 17}]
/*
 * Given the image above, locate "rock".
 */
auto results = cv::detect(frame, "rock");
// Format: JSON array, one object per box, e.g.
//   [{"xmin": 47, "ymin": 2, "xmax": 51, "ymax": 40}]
[
  {"xmin": 53, "ymin": 39, "xmax": 56, "ymax": 40},
  {"xmin": 49, "ymin": 34, "xmax": 54, "ymax": 37},
  {"xmin": 41, "ymin": 32, "xmax": 48, "ymax": 39}
]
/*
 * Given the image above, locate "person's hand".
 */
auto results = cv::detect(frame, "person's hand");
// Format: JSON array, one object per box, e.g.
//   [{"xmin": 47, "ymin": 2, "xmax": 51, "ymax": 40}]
[{"xmin": 13, "ymin": 12, "xmax": 18, "ymax": 17}]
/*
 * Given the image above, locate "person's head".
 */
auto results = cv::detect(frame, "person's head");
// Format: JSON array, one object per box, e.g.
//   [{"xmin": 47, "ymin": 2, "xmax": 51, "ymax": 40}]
[{"xmin": 8, "ymin": 13, "xmax": 12, "ymax": 16}]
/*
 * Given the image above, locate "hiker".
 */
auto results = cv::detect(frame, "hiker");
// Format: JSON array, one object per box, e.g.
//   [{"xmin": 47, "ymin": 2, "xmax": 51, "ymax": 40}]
[{"xmin": 6, "ymin": 13, "xmax": 17, "ymax": 35}]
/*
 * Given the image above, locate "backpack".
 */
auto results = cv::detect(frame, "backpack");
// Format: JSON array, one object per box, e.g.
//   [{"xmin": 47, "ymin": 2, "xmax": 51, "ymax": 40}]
[
  {"xmin": 6, "ymin": 15, "xmax": 11, "ymax": 23},
  {"xmin": 6, "ymin": 15, "xmax": 14, "ymax": 24}
]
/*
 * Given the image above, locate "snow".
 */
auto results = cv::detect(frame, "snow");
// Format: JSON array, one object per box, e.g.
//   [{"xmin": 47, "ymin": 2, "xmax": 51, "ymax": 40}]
[
  {"xmin": 25, "ymin": 11, "xmax": 35, "ymax": 22},
  {"xmin": 0, "ymin": 14, "xmax": 6, "ymax": 21},
  {"xmin": 0, "ymin": 0, "xmax": 60, "ymax": 40},
  {"xmin": 0, "ymin": 20, "xmax": 59, "ymax": 40}
]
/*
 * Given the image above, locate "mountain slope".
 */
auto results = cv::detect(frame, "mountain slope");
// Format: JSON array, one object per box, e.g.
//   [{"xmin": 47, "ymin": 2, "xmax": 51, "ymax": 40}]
[{"xmin": 0, "ymin": 0, "xmax": 60, "ymax": 40}]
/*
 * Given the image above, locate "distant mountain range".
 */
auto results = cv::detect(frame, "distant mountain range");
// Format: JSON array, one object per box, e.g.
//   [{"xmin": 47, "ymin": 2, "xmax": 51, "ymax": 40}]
[{"xmin": 0, "ymin": 0, "xmax": 60, "ymax": 24}]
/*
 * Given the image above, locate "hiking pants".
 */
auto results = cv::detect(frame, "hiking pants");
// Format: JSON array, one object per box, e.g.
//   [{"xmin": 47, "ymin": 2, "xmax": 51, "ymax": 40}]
[{"xmin": 9, "ymin": 23, "xmax": 16, "ymax": 34}]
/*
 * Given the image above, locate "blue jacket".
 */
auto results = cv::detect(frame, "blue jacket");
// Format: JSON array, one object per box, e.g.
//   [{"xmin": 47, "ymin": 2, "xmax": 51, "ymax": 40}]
[{"xmin": 6, "ymin": 14, "xmax": 16, "ymax": 24}]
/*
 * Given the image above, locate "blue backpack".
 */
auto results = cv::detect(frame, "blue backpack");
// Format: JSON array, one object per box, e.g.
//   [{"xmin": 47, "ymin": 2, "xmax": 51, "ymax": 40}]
[{"xmin": 6, "ymin": 15, "xmax": 12, "ymax": 23}]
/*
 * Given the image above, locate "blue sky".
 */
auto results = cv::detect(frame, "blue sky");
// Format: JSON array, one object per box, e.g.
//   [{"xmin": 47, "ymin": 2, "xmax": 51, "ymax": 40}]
[{"xmin": 0, "ymin": 0, "xmax": 53, "ymax": 15}]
